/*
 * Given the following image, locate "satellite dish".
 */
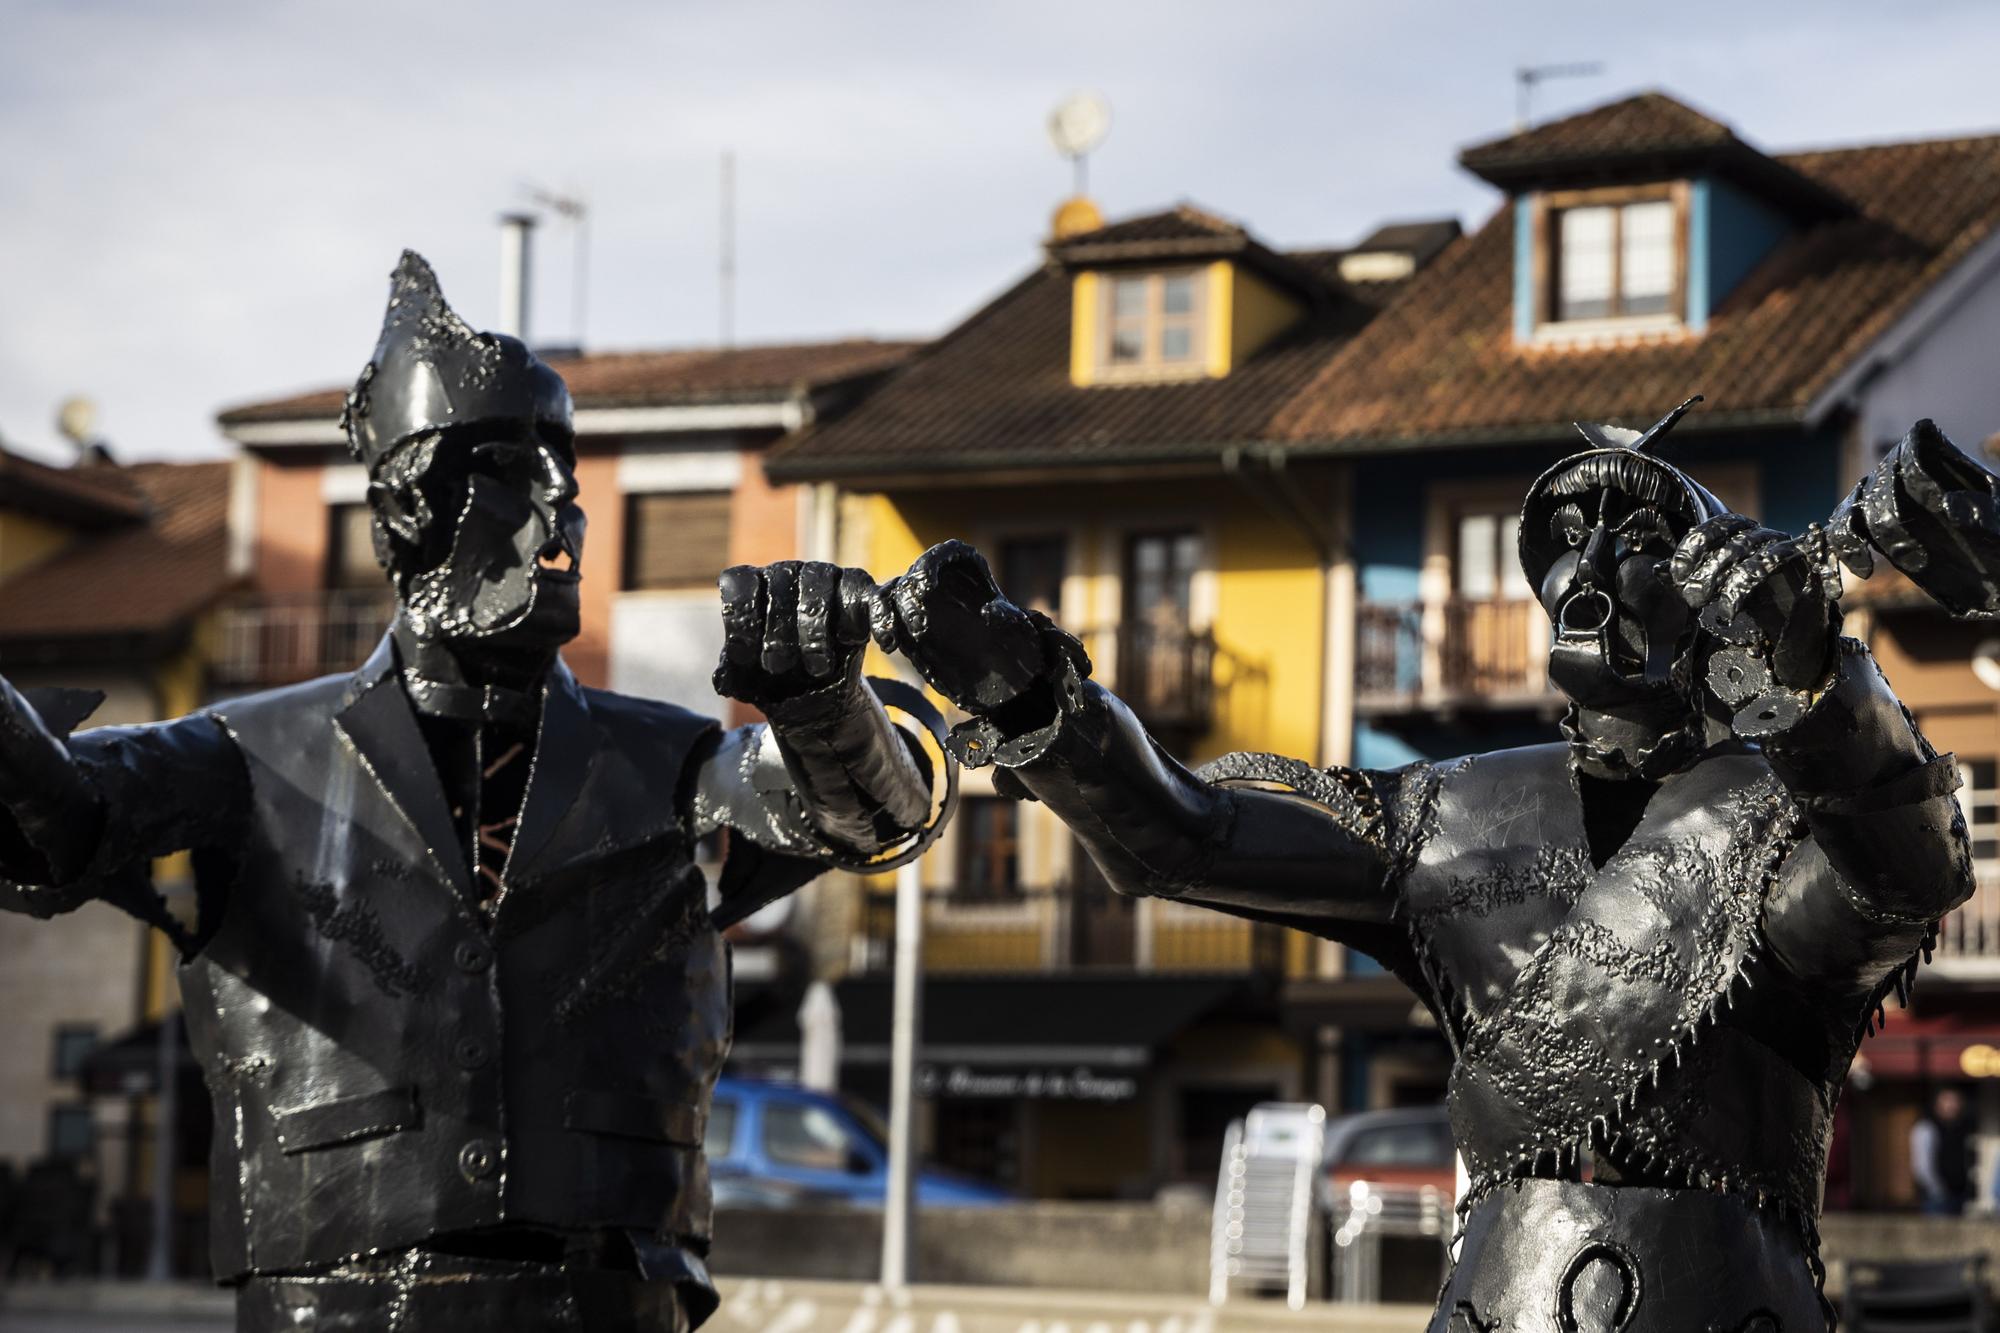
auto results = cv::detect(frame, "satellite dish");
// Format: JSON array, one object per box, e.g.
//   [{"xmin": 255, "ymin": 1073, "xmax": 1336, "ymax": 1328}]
[
  {"xmin": 56, "ymin": 396, "xmax": 97, "ymax": 448},
  {"xmin": 1048, "ymin": 92, "xmax": 1111, "ymax": 161}
]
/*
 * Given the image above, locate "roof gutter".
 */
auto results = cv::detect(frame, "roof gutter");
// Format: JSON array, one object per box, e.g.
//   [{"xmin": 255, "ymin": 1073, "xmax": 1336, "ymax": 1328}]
[
  {"xmin": 1803, "ymin": 220, "xmax": 2000, "ymax": 428},
  {"xmin": 220, "ymin": 398, "xmax": 810, "ymax": 450}
]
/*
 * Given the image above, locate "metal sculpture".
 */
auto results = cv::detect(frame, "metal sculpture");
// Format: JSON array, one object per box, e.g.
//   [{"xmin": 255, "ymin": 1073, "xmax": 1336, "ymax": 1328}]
[
  {"xmin": 880, "ymin": 401, "xmax": 1995, "ymax": 1331},
  {"xmin": 0, "ymin": 253, "xmax": 949, "ymax": 1332}
]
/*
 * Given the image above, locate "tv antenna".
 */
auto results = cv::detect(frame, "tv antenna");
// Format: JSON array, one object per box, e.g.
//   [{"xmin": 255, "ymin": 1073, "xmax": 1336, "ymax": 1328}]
[
  {"xmin": 522, "ymin": 184, "xmax": 589, "ymax": 346},
  {"xmin": 1048, "ymin": 92, "xmax": 1111, "ymax": 197},
  {"xmin": 1515, "ymin": 62, "xmax": 1604, "ymax": 130}
]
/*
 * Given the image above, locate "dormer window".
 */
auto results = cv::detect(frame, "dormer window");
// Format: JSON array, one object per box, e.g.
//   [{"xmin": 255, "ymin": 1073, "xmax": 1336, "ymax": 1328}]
[
  {"xmin": 1101, "ymin": 269, "xmax": 1205, "ymax": 377},
  {"xmin": 1532, "ymin": 186, "xmax": 1687, "ymax": 338}
]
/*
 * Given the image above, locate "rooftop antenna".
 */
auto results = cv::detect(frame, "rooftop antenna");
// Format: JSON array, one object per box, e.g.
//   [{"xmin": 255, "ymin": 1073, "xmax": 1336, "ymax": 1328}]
[
  {"xmin": 1515, "ymin": 61, "xmax": 1604, "ymax": 130},
  {"xmin": 720, "ymin": 150, "xmax": 736, "ymax": 349},
  {"xmin": 523, "ymin": 184, "xmax": 589, "ymax": 348},
  {"xmin": 1048, "ymin": 92, "xmax": 1111, "ymax": 198}
]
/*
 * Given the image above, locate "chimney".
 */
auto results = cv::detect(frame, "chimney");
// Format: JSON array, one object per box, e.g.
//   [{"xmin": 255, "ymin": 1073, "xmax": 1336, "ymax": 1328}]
[{"xmin": 498, "ymin": 212, "xmax": 537, "ymax": 342}]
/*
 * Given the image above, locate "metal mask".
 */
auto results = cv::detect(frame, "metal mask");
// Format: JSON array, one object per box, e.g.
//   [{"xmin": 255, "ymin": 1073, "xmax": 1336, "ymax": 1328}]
[
  {"xmin": 341, "ymin": 252, "xmax": 585, "ymax": 649},
  {"xmin": 1520, "ymin": 400, "xmax": 1726, "ymax": 711}
]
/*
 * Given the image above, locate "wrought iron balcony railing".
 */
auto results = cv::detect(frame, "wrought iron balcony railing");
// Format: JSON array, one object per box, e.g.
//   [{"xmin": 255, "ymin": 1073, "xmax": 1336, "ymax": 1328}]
[
  {"xmin": 1356, "ymin": 598, "xmax": 1555, "ymax": 714},
  {"xmin": 856, "ymin": 884, "xmax": 1284, "ymax": 977},
  {"xmin": 1074, "ymin": 621, "xmax": 1218, "ymax": 739},
  {"xmin": 213, "ymin": 591, "xmax": 396, "ymax": 688},
  {"xmin": 1927, "ymin": 870, "xmax": 2000, "ymax": 976}
]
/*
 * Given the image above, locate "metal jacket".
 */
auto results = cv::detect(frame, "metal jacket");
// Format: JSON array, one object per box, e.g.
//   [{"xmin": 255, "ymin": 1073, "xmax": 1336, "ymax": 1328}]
[{"xmin": 974, "ymin": 642, "xmax": 1972, "ymax": 1332}]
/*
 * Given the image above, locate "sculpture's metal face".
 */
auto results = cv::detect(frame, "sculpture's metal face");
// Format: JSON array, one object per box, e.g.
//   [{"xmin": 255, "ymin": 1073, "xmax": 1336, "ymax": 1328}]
[
  {"xmin": 369, "ymin": 422, "xmax": 585, "ymax": 649},
  {"xmin": 343, "ymin": 250, "xmax": 582, "ymax": 652}
]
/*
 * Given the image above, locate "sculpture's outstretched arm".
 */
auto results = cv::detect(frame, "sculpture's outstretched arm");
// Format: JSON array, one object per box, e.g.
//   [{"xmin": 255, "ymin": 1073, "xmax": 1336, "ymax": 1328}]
[
  {"xmin": 1672, "ymin": 517, "xmax": 1973, "ymax": 991},
  {"xmin": 0, "ymin": 673, "xmax": 247, "ymax": 940},
  {"xmin": 882, "ymin": 540, "xmax": 1406, "ymax": 944},
  {"xmin": 698, "ymin": 561, "xmax": 951, "ymax": 928}
]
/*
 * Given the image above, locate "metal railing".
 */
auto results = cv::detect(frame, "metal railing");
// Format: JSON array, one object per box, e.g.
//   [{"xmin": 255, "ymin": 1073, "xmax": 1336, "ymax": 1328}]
[
  {"xmin": 856, "ymin": 884, "xmax": 1284, "ymax": 977},
  {"xmin": 1356, "ymin": 597, "xmax": 1554, "ymax": 712},
  {"xmin": 212, "ymin": 591, "xmax": 395, "ymax": 688},
  {"xmin": 1929, "ymin": 869, "xmax": 2000, "ymax": 974},
  {"xmin": 1074, "ymin": 622, "xmax": 1219, "ymax": 739}
]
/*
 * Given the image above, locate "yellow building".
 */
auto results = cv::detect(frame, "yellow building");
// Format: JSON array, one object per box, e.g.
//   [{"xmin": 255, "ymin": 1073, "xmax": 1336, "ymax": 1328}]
[
  {"xmin": 757, "ymin": 206, "xmax": 1463, "ymax": 1197},
  {"xmin": 0, "ymin": 446, "xmax": 236, "ymax": 1273}
]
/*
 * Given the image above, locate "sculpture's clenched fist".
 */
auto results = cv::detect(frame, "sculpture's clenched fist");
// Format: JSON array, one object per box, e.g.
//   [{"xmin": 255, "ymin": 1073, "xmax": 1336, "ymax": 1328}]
[{"xmin": 713, "ymin": 560, "xmax": 891, "ymax": 706}]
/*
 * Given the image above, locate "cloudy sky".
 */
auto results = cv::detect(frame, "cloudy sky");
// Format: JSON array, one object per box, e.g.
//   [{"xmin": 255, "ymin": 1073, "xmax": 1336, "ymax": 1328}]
[{"xmin": 3, "ymin": 0, "xmax": 1996, "ymax": 462}]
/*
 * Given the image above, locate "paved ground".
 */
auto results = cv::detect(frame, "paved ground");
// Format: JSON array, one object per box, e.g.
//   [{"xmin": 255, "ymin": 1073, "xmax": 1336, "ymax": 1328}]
[{"xmin": 0, "ymin": 1278, "xmax": 1431, "ymax": 1332}]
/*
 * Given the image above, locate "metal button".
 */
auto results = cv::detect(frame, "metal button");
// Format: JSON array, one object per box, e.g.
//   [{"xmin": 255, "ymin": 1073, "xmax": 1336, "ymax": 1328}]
[
  {"xmin": 453, "ymin": 941, "xmax": 493, "ymax": 973},
  {"xmin": 453, "ymin": 1036, "xmax": 491, "ymax": 1071},
  {"xmin": 458, "ymin": 1138, "xmax": 498, "ymax": 1183}
]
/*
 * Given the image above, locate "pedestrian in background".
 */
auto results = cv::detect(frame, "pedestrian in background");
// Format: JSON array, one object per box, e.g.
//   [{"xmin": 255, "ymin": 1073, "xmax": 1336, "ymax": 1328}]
[{"xmin": 1911, "ymin": 1086, "xmax": 1975, "ymax": 1215}]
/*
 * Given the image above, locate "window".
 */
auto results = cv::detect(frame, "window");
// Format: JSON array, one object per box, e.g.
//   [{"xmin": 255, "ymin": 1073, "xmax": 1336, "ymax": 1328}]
[
  {"xmin": 325, "ymin": 502, "xmax": 382, "ymax": 590},
  {"xmin": 51, "ymin": 1025, "xmax": 97, "ymax": 1082},
  {"xmin": 1453, "ymin": 510, "xmax": 1531, "ymax": 601},
  {"xmin": 48, "ymin": 1104, "xmax": 94, "ymax": 1160},
  {"xmin": 956, "ymin": 796, "xmax": 1022, "ymax": 901},
  {"xmin": 999, "ymin": 536, "xmax": 1068, "ymax": 618},
  {"xmin": 624, "ymin": 492, "xmax": 733, "ymax": 591},
  {"xmin": 1547, "ymin": 194, "xmax": 1680, "ymax": 324},
  {"xmin": 704, "ymin": 1096, "xmax": 738, "ymax": 1159},
  {"xmin": 1126, "ymin": 531, "xmax": 1200, "ymax": 627},
  {"xmin": 1338, "ymin": 1120, "xmax": 1455, "ymax": 1170},
  {"xmin": 1960, "ymin": 758, "xmax": 1998, "ymax": 879},
  {"xmin": 763, "ymin": 1100, "xmax": 870, "ymax": 1174},
  {"xmin": 1102, "ymin": 270, "xmax": 1204, "ymax": 375}
]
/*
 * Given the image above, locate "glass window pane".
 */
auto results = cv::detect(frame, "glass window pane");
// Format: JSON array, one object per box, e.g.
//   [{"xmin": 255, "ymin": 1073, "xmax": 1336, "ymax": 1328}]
[
  {"xmin": 1499, "ymin": 514, "xmax": 1531, "ymax": 599},
  {"xmin": 1621, "ymin": 200, "xmax": 1675, "ymax": 315},
  {"xmin": 1457, "ymin": 514, "xmax": 1498, "ymax": 599},
  {"xmin": 1161, "ymin": 274, "xmax": 1195, "ymax": 315},
  {"xmin": 1160, "ymin": 324, "xmax": 1193, "ymax": 361},
  {"xmin": 999, "ymin": 537, "xmax": 1067, "ymax": 616},
  {"xmin": 764, "ymin": 1101, "xmax": 864, "ymax": 1173},
  {"xmin": 704, "ymin": 1099, "xmax": 738, "ymax": 1158},
  {"xmin": 1557, "ymin": 206, "xmax": 1615, "ymax": 321},
  {"xmin": 1109, "ymin": 323, "xmax": 1144, "ymax": 364},
  {"xmin": 1112, "ymin": 277, "xmax": 1147, "ymax": 318}
]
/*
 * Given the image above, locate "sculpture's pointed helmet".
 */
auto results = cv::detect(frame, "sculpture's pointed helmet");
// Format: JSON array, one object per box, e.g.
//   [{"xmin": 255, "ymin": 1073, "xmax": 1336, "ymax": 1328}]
[
  {"xmin": 341, "ymin": 250, "xmax": 573, "ymax": 471},
  {"xmin": 1517, "ymin": 395, "xmax": 1730, "ymax": 593}
]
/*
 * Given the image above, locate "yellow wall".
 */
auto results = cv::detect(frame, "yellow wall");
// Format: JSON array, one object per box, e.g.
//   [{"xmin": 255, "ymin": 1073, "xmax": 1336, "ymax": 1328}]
[
  {"xmin": 1228, "ymin": 265, "xmax": 1304, "ymax": 368},
  {"xmin": 0, "ymin": 513, "xmax": 73, "ymax": 579},
  {"xmin": 1069, "ymin": 272, "xmax": 1101, "ymax": 388}
]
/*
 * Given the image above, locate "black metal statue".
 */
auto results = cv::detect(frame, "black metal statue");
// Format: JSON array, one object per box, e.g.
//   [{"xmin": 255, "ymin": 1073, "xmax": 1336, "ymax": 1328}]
[
  {"xmin": 0, "ymin": 253, "xmax": 949, "ymax": 1332},
  {"xmin": 878, "ymin": 401, "xmax": 1998, "ymax": 1331}
]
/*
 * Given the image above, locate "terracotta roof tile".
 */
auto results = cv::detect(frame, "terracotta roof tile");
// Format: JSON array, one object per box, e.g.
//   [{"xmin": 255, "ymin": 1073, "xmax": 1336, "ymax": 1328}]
[
  {"xmin": 0, "ymin": 450, "xmax": 149, "ymax": 527},
  {"xmin": 0, "ymin": 461, "xmax": 234, "ymax": 643},
  {"xmin": 1460, "ymin": 92, "xmax": 1734, "ymax": 177},
  {"xmin": 217, "ymin": 338, "xmax": 918, "ymax": 425}
]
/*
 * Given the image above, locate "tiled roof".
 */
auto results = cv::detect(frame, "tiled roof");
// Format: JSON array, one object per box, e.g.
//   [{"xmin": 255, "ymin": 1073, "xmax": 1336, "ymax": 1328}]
[
  {"xmin": 0, "ymin": 460, "xmax": 234, "ymax": 645},
  {"xmin": 766, "ymin": 242, "xmax": 1402, "ymax": 481},
  {"xmin": 1269, "ymin": 131, "xmax": 2000, "ymax": 449},
  {"xmin": 217, "ymin": 338, "xmax": 919, "ymax": 425},
  {"xmin": 1460, "ymin": 92, "xmax": 1735, "ymax": 177},
  {"xmin": 0, "ymin": 450, "xmax": 149, "ymax": 527}
]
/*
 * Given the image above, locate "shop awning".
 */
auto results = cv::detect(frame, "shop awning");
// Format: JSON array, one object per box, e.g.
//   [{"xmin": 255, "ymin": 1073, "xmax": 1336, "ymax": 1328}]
[
  {"xmin": 730, "ymin": 974, "xmax": 1256, "ymax": 1069},
  {"xmin": 1855, "ymin": 1008, "xmax": 2000, "ymax": 1082}
]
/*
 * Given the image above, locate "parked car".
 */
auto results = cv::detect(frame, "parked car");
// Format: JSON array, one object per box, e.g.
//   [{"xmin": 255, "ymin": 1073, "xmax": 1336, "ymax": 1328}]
[
  {"xmin": 1319, "ymin": 1104, "xmax": 1457, "ymax": 1215},
  {"xmin": 706, "ymin": 1076, "xmax": 1011, "ymax": 1208}
]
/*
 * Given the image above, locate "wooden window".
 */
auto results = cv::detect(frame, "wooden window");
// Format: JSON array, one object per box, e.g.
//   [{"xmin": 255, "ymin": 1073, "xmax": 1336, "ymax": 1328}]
[
  {"xmin": 998, "ymin": 536, "xmax": 1068, "ymax": 617},
  {"xmin": 1960, "ymin": 758, "xmax": 1998, "ymax": 879},
  {"xmin": 48, "ymin": 1104, "xmax": 94, "ymax": 1160},
  {"xmin": 1101, "ymin": 270, "xmax": 1204, "ymax": 375},
  {"xmin": 623, "ymin": 491, "xmax": 733, "ymax": 591},
  {"xmin": 1541, "ymin": 187, "xmax": 1684, "ymax": 326},
  {"xmin": 956, "ymin": 796, "xmax": 1021, "ymax": 901},
  {"xmin": 50, "ymin": 1025, "xmax": 97, "ymax": 1081},
  {"xmin": 1453, "ymin": 509, "xmax": 1531, "ymax": 601},
  {"xmin": 325, "ymin": 502, "xmax": 382, "ymax": 590}
]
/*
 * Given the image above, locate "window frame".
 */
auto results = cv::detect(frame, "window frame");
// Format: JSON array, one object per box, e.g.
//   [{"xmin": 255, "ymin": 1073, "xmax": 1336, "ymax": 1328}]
[
  {"xmin": 1530, "ymin": 183, "xmax": 1689, "ymax": 336},
  {"xmin": 50, "ymin": 1024, "xmax": 98, "ymax": 1082},
  {"xmin": 953, "ymin": 795, "xmax": 1024, "ymax": 904},
  {"xmin": 1096, "ymin": 268, "xmax": 1208, "ymax": 381},
  {"xmin": 324, "ymin": 501, "xmax": 384, "ymax": 591}
]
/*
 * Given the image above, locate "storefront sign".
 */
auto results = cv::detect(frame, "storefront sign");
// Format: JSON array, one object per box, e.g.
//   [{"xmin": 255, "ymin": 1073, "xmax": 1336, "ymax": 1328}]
[{"xmin": 916, "ymin": 1063, "xmax": 1139, "ymax": 1102}]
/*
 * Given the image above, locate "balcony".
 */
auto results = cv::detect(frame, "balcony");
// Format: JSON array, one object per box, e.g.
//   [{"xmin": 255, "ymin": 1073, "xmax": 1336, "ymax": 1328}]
[
  {"xmin": 212, "ymin": 591, "xmax": 395, "ymax": 688},
  {"xmin": 1074, "ymin": 621, "xmax": 1218, "ymax": 740},
  {"xmin": 1356, "ymin": 597, "xmax": 1556, "ymax": 715},
  {"xmin": 1927, "ymin": 871, "xmax": 2000, "ymax": 978},
  {"xmin": 857, "ymin": 884, "xmax": 1285, "ymax": 978}
]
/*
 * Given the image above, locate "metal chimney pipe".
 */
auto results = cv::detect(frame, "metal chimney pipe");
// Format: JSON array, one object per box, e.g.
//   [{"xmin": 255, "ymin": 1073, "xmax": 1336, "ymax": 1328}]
[{"xmin": 498, "ymin": 212, "xmax": 537, "ymax": 341}]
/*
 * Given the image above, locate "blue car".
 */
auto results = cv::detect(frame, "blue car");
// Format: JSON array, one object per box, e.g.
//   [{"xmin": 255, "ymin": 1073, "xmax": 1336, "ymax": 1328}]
[{"xmin": 706, "ymin": 1076, "xmax": 1011, "ymax": 1208}]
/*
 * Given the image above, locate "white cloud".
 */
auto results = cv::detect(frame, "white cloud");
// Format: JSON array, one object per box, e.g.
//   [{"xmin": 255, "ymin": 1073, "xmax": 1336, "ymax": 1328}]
[{"xmin": 1, "ymin": 0, "xmax": 1995, "ymax": 461}]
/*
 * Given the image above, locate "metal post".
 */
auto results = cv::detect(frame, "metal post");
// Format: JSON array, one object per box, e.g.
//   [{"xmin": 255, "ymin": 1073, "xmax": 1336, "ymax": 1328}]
[
  {"xmin": 881, "ymin": 856, "xmax": 924, "ymax": 1290},
  {"xmin": 144, "ymin": 1010, "xmax": 179, "ymax": 1280}
]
